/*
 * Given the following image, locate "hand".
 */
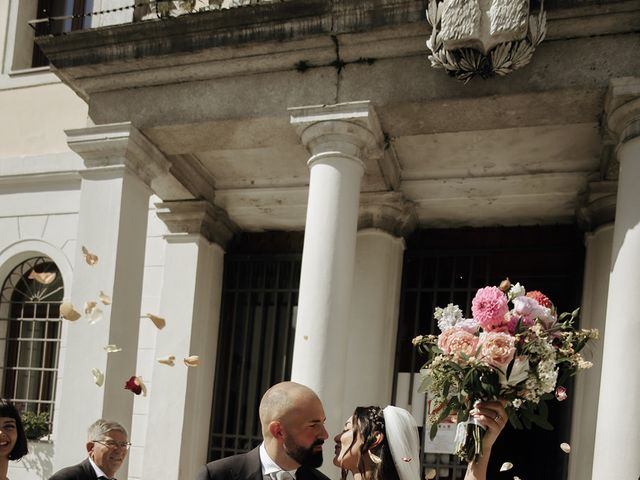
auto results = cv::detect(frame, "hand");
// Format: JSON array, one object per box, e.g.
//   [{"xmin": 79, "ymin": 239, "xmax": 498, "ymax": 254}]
[{"xmin": 470, "ymin": 400, "xmax": 507, "ymax": 451}]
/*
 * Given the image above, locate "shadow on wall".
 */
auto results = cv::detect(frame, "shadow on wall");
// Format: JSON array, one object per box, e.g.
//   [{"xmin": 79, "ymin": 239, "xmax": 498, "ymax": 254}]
[{"xmin": 11, "ymin": 441, "xmax": 54, "ymax": 479}]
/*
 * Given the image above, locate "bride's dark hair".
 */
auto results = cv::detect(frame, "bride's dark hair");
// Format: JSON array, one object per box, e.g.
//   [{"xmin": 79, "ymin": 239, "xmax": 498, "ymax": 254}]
[{"xmin": 340, "ymin": 406, "xmax": 400, "ymax": 480}]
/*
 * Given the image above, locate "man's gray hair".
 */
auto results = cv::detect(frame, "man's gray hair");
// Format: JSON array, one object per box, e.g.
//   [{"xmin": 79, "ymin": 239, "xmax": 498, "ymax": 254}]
[{"xmin": 87, "ymin": 418, "xmax": 128, "ymax": 442}]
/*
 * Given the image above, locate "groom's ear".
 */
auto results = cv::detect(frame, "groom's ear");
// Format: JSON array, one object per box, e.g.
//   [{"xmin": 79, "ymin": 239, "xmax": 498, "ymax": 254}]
[
  {"xmin": 370, "ymin": 433, "xmax": 384, "ymax": 449},
  {"xmin": 269, "ymin": 421, "xmax": 284, "ymax": 440}
]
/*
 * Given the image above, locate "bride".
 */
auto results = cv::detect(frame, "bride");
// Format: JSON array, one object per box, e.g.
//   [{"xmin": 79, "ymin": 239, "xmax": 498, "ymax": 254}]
[{"xmin": 333, "ymin": 401, "xmax": 506, "ymax": 480}]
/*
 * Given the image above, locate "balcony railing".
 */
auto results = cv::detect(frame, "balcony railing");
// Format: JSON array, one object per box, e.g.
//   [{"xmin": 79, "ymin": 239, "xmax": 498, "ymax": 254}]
[{"xmin": 29, "ymin": 0, "xmax": 284, "ymax": 37}]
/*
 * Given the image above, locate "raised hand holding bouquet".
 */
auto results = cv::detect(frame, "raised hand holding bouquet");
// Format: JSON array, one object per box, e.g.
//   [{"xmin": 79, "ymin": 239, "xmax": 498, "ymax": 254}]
[{"xmin": 412, "ymin": 279, "xmax": 598, "ymax": 463}]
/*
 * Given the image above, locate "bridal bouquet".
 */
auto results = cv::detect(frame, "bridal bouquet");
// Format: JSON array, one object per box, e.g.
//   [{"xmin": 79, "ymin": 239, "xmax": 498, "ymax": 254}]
[{"xmin": 412, "ymin": 279, "xmax": 598, "ymax": 462}]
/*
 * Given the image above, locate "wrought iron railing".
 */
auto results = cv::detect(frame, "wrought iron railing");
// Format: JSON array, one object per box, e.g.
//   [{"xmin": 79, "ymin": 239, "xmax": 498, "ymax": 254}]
[{"xmin": 207, "ymin": 253, "xmax": 301, "ymax": 460}]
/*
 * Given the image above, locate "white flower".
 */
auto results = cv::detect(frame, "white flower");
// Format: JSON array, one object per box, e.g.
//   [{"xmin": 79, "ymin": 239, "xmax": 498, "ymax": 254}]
[
  {"xmin": 434, "ymin": 303, "xmax": 464, "ymax": 332},
  {"xmin": 508, "ymin": 282, "xmax": 526, "ymax": 300},
  {"xmin": 512, "ymin": 296, "xmax": 556, "ymax": 328},
  {"xmin": 457, "ymin": 318, "xmax": 480, "ymax": 333},
  {"xmin": 499, "ymin": 356, "xmax": 530, "ymax": 386}
]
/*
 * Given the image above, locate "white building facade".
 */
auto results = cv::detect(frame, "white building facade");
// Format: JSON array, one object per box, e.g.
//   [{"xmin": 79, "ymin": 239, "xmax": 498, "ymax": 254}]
[{"xmin": 0, "ymin": 1, "xmax": 639, "ymax": 479}]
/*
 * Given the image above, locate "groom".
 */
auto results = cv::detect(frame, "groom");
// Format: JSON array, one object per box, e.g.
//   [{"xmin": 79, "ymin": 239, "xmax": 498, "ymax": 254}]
[{"xmin": 196, "ymin": 382, "xmax": 330, "ymax": 480}]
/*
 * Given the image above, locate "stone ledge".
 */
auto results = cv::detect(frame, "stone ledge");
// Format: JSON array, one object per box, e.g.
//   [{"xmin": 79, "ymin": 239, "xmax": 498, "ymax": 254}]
[{"xmin": 37, "ymin": 0, "xmax": 639, "ymax": 71}]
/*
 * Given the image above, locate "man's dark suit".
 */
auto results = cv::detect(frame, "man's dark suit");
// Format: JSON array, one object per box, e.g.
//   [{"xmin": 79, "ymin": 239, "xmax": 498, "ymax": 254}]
[
  {"xmin": 196, "ymin": 447, "xmax": 330, "ymax": 480},
  {"xmin": 49, "ymin": 458, "xmax": 99, "ymax": 480}
]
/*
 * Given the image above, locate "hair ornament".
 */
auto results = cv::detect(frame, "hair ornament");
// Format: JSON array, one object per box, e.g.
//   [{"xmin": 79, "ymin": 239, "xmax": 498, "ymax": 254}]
[{"xmin": 402, "ymin": 457, "xmax": 412, "ymax": 462}]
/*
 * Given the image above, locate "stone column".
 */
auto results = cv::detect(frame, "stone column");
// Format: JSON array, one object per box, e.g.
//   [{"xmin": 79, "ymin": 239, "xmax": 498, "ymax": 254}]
[
  {"xmin": 569, "ymin": 181, "xmax": 616, "ymax": 480},
  {"xmin": 142, "ymin": 200, "xmax": 237, "ymax": 480},
  {"xmin": 592, "ymin": 77, "xmax": 640, "ymax": 480},
  {"xmin": 55, "ymin": 123, "xmax": 170, "ymax": 475},
  {"xmin": 288, "ymin": 101, "xmax": 384, "ymax": 437},
  {"xmin": 341, "ymin": 193, "xmax": 416, "ymax": 421}
]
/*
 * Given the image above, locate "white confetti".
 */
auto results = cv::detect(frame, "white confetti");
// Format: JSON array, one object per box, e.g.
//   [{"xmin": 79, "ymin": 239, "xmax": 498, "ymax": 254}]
[
  {"xmin": 500, "ymin": 462, "xmax": 514, "ymax": 472},
  {"xmin": 92, "ymin": 368, "xmax": 104, "ymax": 387}
]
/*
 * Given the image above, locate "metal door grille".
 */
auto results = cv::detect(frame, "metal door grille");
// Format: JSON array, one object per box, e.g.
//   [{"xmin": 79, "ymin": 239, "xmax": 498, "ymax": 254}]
[
  {"xmin": 394, "ymin": 227, "xmax": 584, "ymax": 480},
  {"xmin": 208, "ymin": 254, "xmax": 301, "ymax": 460},
  {"xmin": 0, "ymin": 257, "xmax": 63, "ymax": 430}
]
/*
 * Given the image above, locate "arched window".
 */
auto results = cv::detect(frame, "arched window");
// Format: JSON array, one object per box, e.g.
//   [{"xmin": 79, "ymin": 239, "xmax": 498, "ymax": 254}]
[{"xmin": 0, "ymin": 257, "xmax": 63, "ymax": 430}]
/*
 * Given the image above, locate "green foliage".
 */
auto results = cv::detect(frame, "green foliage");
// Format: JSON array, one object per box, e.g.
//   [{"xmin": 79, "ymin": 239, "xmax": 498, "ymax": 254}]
[{"xmin": 21, "ymin": 411, "xmax": 50, "ymax": 440}]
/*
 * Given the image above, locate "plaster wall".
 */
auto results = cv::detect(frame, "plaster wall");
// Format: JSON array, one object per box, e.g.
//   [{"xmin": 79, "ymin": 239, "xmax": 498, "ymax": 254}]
[
  {"xmin": 0, "ymin": 175, "xmax": 169, "ymax": 479},
  {"xmin": 0, "ymin": 84, "xmax": 88, "ymax": 157}
]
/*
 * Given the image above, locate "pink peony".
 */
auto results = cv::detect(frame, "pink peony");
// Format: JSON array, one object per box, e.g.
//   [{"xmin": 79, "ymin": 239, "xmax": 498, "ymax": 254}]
[
  {"xmin": 479, "ymin": 331, "xmax": 516, "ymax": 370},
  {"xmin": 472, "ymin": 286, "xmax": 509, "ymax": 330},
  {"xmin": 438, "ymin": 327, "xmax": 479, "ymax": 361},
  {"xmin": 505, "ymin": 313, "xmax": 535, "ymax": 334}
]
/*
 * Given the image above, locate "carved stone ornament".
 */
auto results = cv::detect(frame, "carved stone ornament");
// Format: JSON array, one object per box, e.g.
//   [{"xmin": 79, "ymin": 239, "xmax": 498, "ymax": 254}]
[{"xmin": 426, "ymin": 0, "xmax": 547, "ymax": 82}]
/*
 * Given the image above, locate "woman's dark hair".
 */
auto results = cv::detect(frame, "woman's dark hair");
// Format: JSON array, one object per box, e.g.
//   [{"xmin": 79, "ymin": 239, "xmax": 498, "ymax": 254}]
[
  {"xmin": 0, "ymin": 399, "xmax": 28, "ymax": 460},
  {"xmin": 340, "ymin": 406, "xmax": 400, "ymax": 480}
]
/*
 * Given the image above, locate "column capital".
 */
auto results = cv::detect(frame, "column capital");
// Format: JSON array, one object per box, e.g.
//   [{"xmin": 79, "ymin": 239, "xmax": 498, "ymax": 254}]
[
  {"xmin": 65, "ymin": 122, "xmax": 171, "ymax": 185},
  {"xmin": 289, "ymin": 101, "xmax": 384, "ymax": 163},
  {"xmin": 358, "ymin": 192, "xmax": 417, "ymax": 238},
  {"xmin": 576, "ymin": 181, "xmax": 617, "ymax": 231},
  {"xmin": 605, "ymin": 77, "xmax": 640, "ymax": 145},
  {"xmin": 155, "ymin": 200, "xmax": 238, "ymax": 248}
]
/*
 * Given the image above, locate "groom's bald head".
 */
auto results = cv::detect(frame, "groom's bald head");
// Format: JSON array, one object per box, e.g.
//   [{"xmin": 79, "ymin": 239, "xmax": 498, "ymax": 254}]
[{"xmin": 259, "ymin": 381, "xmax": 320, "ymax": 433}]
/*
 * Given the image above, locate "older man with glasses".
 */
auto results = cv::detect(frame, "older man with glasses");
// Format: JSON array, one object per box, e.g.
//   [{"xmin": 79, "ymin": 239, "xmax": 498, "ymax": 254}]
[{"xmin": 49, "ymin": 418, "xmax": 131, "ymax": 480}]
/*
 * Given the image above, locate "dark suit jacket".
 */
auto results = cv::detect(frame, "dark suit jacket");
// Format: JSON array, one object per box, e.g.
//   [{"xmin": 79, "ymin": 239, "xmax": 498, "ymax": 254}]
[
  {"xmin": 49, "ymin": 458, "xmax": 99, "ymax": 480},
  {"xmin": 196, "ymin": 447, "xmax": 331, "ymax": 480}
]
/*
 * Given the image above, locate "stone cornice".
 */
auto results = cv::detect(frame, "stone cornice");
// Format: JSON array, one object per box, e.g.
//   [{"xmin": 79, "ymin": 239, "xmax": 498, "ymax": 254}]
[
  {"xmin": 66, "ymin": 122, "xmax": 171, "ymax": 185},
  {"xmin": 36, "ymin": 1, "xmax": 640, "ymax": 100},
  {"xmin": 155, "ymin": 200, "xmax": 239, "ymax": 247},
  {"xmin": 358, "ymin": 192, "xmax": 417, "ymax": 238},
  {"xmin": 605, "ymin": 77, "xmax": 640, "ymax": 144}
]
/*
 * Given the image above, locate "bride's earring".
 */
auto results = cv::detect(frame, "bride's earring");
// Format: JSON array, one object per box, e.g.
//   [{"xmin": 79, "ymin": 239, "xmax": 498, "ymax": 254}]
[{"xmin": 368, "ymin": 450, "xmax": 382, "ymax": 464}]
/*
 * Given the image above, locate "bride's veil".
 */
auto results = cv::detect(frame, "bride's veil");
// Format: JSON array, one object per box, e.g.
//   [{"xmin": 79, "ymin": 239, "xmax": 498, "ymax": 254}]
[{"xmin": 382, "ymin": 406, "xmax": 421, "ymax": 480}]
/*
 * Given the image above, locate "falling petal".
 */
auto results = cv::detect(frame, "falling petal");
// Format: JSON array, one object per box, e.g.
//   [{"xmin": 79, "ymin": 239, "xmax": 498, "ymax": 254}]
[
  {"xmin": 84, "ymin": 301, "xmax": 97, "ymax": 315},
  {"xmin": 555, "ymin": 386, "xmax": 568, "ymax": 401},
  {"xmin": 99, "ymin": 291, "xmax": 112, "ymax": 305},
  {"xmin": 81, "ymin": 246, "xmax": 99, "ymax": 266},
  {"xmin": 60, "ymin": 303, "xmax": 81, "ymax": 321},
  {"xmin": 92, "ymin": 368, "xmax": 104, "ymax": 387},
  {"xmin": 87, "ymin": 308, "xmax": 103, "ymax": 325},
  {"xmin": 184, "ymin": 355, "xmax": 199, "ymax": 367},
  {"xmin": 124, "ymin": 375, "xmax": 147, "ymax": 396},
  {"xmin": 560, "ymin": 443, "xmax": 571, "ymax": 453},
  {"xmin": 425, "ymin": 469, "xmax": 436, "ymax": 480},
  {"xmin": 104, "ymin": 344, "xmax": 123, "ymax": 353},
  {"xmin": 145, "ymin": 313, "xmax": 166, "ymax": 330},
  {"xmin": 28, "ymin": 270, "xmax": 57, "ymax": 285},
  {"xmin": 158, "ymin": 355, "xmax": 176, "ymax": 366},
  {"xmin": 500, "ymin": 462, "xmax": 514, "ymax": 472}
]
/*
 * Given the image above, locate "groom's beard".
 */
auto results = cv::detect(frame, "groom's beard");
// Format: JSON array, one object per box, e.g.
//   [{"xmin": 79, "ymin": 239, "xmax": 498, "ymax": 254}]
[{"xmin": 283, "ymin": 438, "xmax": 324, "ymax": 468}]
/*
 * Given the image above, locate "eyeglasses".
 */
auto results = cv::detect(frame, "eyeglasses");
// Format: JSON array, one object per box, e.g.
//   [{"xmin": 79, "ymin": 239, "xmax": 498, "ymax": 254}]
[{"xmin": 93, "ymin": 439, "xmax": 132, "ymax": 450}]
